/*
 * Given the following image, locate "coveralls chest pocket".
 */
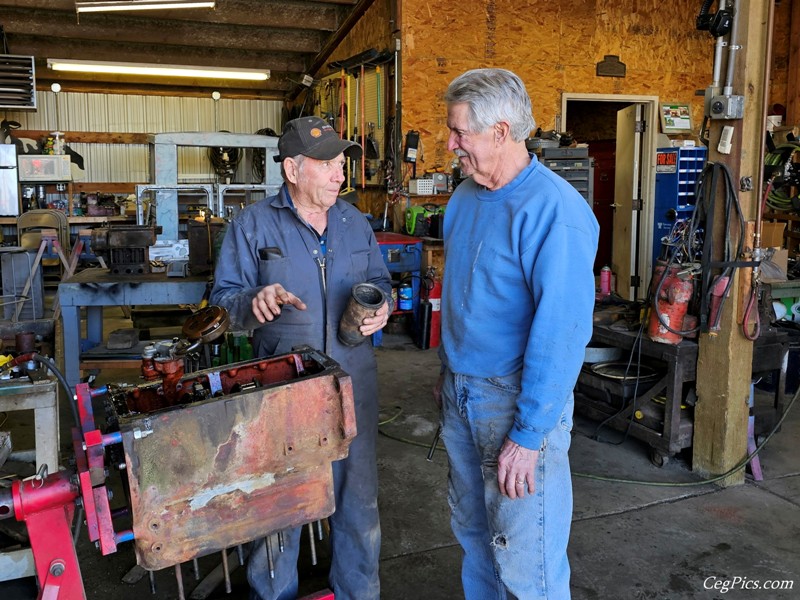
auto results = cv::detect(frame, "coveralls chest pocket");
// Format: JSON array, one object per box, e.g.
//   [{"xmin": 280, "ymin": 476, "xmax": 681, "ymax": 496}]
[
  {"xmin": 349, "ymin": 250, "xmax": 371, "ymax": 281},
  {"xmin": 257, "ymin": 256, "xmax": 291, "ymax": 286}
]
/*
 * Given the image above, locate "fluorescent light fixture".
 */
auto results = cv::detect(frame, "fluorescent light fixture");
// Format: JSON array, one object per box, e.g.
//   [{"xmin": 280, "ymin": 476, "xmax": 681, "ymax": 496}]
[
  {"xmin": 47, "ymin": 58, "xmax": 269, "ymax": 81},
  {"xmin": 75, "ymin": 0, "xmax": 215, "ymax": 13}
]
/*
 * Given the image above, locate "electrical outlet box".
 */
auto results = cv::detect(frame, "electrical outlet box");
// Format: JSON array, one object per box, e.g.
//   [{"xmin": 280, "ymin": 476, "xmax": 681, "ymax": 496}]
[{"xmin": 709, "ymin": 95, "xmax": 744, "ymax": 120}]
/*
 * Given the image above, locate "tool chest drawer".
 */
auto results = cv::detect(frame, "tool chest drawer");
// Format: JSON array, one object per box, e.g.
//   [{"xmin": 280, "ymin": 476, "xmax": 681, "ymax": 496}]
[
  {"xmin": 375, "ymin": 232, "xmax": 422, "ymax": 273},
  {"xmin": 545, "ymin": 158, "xmax": 591, "ymax": 171}
]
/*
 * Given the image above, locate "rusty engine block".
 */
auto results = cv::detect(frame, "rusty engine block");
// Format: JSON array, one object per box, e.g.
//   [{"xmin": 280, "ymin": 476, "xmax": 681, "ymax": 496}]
[{"xmin": 103, "ymin": 345, "xmax": 356, "ymax": 571}]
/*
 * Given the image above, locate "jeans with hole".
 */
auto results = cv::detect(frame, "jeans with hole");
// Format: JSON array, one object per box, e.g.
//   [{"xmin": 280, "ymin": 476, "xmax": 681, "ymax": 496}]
[{"xmin": 441, "ymin": 368, "xmax": 573, "ymax": 600}]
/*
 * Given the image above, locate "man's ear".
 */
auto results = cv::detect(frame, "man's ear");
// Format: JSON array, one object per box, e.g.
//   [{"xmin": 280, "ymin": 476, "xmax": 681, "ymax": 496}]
[
  {"xmin": 284, "ymin": 157, "xmax": 299, "ymax": 184},
  {"xmin": 494, "ymin": 121, "xmax": 511, "ymax": 145}
]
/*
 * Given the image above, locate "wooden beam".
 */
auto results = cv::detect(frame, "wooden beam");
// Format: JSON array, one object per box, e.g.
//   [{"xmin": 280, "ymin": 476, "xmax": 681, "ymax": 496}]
[
  {"xmin": 693, "ymin": 0, "xmax": 770, "ymax": 485},
  {"xmin": 11, "ymin": 36, "xmax": 307, "ymax": 74},
  {"xmin": 291, "ymin": 0, "xmax": 379, "ymax": 99},
  {"xmin": 17, "ymin": 131, "xmax": 150, "ymax": 145},
  {"xmin": 0, "ymin": 0, "xmax": 346, "ymax": 30},
  {"xmin": 2, "ymin": 7, "xmax": 325, "ymax": 54},
  {"xmin": 787, "ymin": 0, "xmax": 800, "ymax": 124}
]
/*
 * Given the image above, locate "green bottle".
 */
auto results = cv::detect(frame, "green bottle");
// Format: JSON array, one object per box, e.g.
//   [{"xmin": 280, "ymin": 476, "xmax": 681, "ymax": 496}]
[{"xmin": 239, "ymin": 336, "xmax": 254, "ymax": 361}]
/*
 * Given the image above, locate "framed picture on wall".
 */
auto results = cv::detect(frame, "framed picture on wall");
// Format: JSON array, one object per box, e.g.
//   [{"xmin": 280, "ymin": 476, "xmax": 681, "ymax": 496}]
[{"xmin": 659, "ymin": 102, "xmax": 693, "ymax": 134}]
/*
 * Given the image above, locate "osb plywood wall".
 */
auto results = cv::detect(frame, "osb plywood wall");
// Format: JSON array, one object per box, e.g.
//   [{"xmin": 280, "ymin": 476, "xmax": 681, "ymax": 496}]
[
  {"xmin": 324, "ymin": 0, "xmax": 395, "ymax": 71},
  {"xmin": 312, "ymin": 0, "xmax": 396, "ymax": 217},
  {"xmin": 769, "ymin": 0, "xmax": 792, "ymax": 119},
  {"xmin": 400, "ymin": 0, "xmax": 723, "ymax": 174},
  {"xmin": 319, "ymin": 0, "xmax": 792, "ymax": 212}
]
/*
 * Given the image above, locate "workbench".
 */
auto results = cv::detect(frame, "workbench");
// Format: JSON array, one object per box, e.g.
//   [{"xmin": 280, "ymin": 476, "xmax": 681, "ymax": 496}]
[
  {"xmin": 58, "ymin": 268, "xmax": 207, "ymax": 389},
  {"xmin": 575, "ymin": 324, "xmax": 698, "ymax": 465},
  {"xmin": 575, "ymin": 323, "xmax": 789, "ymax": 466}
]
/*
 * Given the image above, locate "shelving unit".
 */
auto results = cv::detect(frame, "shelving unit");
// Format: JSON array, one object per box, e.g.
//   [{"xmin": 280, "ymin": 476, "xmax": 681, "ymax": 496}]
[
  {"xmin": 762, "ymin": 211, "xmax": 800, "ymax": 258},
  {"xmin": 652, "ymin": 146, "xmax": 707, "ymax": 263}
]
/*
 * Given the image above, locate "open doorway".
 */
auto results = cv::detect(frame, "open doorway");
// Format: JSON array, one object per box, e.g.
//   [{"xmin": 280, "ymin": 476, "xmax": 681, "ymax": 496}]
[
  {"xmin": 562, "ymin": 94, "xmax": 659, "ymax": 300},
  {"xmin": 564, "ymin": 100, "xmax": 632, "ymax": 272}
]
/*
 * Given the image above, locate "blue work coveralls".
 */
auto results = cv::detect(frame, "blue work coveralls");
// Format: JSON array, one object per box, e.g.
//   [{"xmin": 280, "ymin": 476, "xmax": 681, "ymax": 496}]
[{"xmin": 210, "ymin": 184, "xmax": 392, "ymax": 600}]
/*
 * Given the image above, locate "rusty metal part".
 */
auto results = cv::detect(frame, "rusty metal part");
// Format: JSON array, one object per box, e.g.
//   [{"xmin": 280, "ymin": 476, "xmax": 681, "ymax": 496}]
[
  {"xmin": 181, "ymin": 306, "xmax": 230, "ymax": 346},
  {"xmin": 108, "ymin": 345, "xmax": 356, "ymax": 571}
]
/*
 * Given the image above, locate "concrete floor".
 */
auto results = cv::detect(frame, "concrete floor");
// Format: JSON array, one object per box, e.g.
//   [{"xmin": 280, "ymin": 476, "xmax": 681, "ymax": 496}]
[{"xmin": 1, "ymin": 313, "xmax": 799, "ymax": 599}]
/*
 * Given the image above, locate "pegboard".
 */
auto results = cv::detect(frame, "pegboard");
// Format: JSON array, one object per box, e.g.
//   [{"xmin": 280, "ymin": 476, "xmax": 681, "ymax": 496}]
[{"xmin": 314, "ymin": 67, "xmax": 387, "ymax": 188}]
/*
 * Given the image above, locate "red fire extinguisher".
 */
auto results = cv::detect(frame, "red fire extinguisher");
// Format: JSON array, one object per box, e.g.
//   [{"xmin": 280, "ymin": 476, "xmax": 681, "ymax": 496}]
[
  {"xmin": 427, "ymin": 268, "xmax": 442, "ymax": 348},
  {"xmin": 647, "ymin": 262, "xmax": 694, "ymax": 345}
]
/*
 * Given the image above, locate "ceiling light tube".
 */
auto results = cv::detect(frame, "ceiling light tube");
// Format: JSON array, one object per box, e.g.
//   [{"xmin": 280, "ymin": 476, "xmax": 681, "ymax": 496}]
[
  {"xmin": 75, "ymin": 1, "xmax": 215, "ymax": 14},
  {"xmin": 47, "ymin": 58, "xmax": 269, "ymax": 81}
]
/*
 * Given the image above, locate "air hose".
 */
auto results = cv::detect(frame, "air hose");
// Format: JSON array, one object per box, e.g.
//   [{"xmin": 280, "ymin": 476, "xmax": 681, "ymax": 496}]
[{"xmin": 764, "ymin": 143, "xmax": 800, "ymax": 211}]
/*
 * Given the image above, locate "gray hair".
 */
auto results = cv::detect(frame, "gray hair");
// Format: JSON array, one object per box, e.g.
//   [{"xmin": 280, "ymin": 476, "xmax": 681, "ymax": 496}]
[
  {"xmin": 444, "ymin": 68, "xmax": 537, "ymax": 142},
  {"xmin": 280, "ymin": 153, "xmax": 306, "ymax": 180}
]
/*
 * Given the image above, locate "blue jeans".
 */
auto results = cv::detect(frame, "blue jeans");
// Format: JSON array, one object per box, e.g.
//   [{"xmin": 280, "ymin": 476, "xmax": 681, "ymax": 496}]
[{"xmin": 441, "ymin": 368, "xmax": 573, "ymax": 600}]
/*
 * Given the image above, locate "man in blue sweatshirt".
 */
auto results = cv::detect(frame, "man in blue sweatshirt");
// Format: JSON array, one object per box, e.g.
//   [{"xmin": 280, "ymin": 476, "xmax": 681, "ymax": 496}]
[{"xmin": 434, "ymin": 69, "xmax": 599, "ymax": 599}]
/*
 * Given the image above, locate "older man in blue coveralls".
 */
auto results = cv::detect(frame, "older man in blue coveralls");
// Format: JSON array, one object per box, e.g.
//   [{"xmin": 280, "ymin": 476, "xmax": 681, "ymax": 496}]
[{"xmin": 210, "ymin": 116, "xmax": 393, "ymax": 600}]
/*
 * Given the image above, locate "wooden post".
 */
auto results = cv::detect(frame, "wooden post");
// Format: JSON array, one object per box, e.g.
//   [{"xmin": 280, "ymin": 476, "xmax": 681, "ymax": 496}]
[
  {"xmin": 693, "ymin": 0, "xmax": 771, "ymax": 485},
  {"xmin": 786, "ymin": 0, "xmax": 800, "ymax": 125}
]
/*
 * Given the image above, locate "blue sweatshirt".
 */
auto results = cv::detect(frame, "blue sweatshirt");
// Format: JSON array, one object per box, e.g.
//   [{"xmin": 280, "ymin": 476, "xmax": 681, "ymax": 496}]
[{"xmin": 441, "ymin": 154, "xmax": 599, "ymax": 450}]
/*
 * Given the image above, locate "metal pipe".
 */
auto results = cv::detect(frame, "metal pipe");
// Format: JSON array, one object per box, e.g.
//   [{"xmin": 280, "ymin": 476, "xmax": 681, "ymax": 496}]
[
  {"xmin": 266, "ymin": 536, "xmax": 275, "ymax": 579},
  {"xmin": 308, "ymin": 522, "xmax": 317, "ymax": 566},
  {"xmin": 277, "ymin": 531, "xmax": 285, "ymax": 552},
  {"xmin": 723, "ymin": 0, "xmax": 741, "ymax": 95},
  {"xmin": 193, "ymin": 558, "xmax": 200, "ymax": 581},
  {"xmin": 148, "ymin": 570, "xmax": 156, "ymax": 594},
  {"xmin": 175, "ymin": 563, "xmax": 185, "ymax": 600},
  {"xmin": 237, "ymin": 544, "xmax": 245, "ymax": 566},
  {"xmin": 711, "ymin": 0, "xmax": 728, "ymax": 90},
  {"xmin": 316, "ymin": 519, "xmax": 323, "ymax": 541},
  {"xmin": 221, "ymin": 548, "xmax": 231, "ymax": 593}
]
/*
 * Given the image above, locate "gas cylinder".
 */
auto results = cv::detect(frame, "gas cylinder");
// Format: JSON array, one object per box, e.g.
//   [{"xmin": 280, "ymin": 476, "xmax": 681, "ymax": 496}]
[
  {"xmin": 427, "ymin": 268, "xmax": 442, "ymax": 348},
  {"xmin": 648, "ymin": 262, "xmax": 694, "ymax": 345}
]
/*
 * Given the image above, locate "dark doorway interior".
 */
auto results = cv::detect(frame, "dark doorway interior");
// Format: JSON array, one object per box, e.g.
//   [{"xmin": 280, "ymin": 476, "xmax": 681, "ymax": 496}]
[{"xmin": 565, "ymin": 100, "xmax": 633, "ymax": 272}]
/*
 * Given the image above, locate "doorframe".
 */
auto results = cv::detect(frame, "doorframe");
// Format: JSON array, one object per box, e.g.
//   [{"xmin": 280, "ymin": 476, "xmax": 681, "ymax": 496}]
[{"xmin": 561, "ymin": 93, "xmax": 660, "ymax": 299}]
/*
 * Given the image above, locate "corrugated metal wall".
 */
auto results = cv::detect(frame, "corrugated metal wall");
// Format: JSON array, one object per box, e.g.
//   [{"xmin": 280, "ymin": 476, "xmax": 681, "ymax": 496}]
[{"xmin": 4, "ymin": 91, "xmax": 283, "ymax": 183}]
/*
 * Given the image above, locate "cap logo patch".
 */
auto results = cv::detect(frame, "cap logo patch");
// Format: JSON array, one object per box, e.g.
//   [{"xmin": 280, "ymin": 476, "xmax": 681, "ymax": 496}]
[{"xmin": 309, "ymin": 128, "xmax": 322, "ymax": 138}]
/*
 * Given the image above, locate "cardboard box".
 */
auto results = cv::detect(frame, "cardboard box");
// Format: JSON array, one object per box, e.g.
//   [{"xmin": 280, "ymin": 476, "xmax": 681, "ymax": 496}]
[
  {"xmin": 762, "ymin": 222, "xmax": 786, "ymax": 248},
  {"xmin": 761, "ymin": 247, "xmax": 788, "ymax": 284}
]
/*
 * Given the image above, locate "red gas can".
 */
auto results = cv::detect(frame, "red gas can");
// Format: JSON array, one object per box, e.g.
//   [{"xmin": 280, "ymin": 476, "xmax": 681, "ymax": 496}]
[{"xmin": 648, "ymin": 263, "xmax": 694, "ymax": 345}]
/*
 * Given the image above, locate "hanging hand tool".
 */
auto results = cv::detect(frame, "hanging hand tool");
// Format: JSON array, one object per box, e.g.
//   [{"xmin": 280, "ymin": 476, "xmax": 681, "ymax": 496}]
[{"xmin": 361, "ymin": 64, "xmax": 366, "ymax": 189}]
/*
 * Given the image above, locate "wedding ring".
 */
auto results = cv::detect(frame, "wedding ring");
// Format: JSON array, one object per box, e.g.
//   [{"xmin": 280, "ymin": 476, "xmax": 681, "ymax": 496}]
[{"xmin": 515, "ymin": 479, "xmax": 524, "ymax": 485}]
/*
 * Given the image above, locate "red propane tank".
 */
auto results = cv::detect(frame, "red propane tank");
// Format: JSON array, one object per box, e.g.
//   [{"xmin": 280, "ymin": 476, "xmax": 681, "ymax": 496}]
[
  {"xmin": 428, "ymin": 269, "xmax": 442, "ymax": 348},
  {"xmin": 648, "ymin": 263, "xmax": 694, "ymax": 345}
]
